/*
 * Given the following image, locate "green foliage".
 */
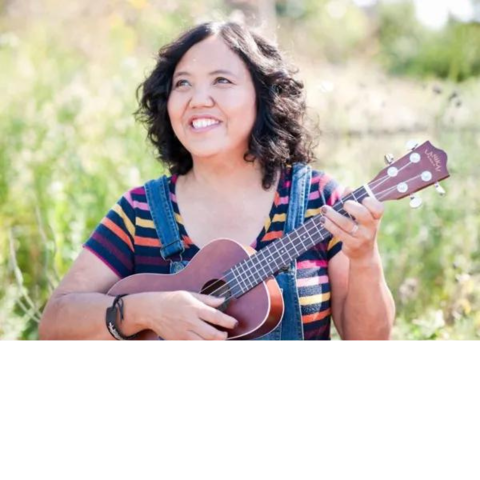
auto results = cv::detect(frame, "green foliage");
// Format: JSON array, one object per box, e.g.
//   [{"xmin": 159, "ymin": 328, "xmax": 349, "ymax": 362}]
[
  {"xmin": 378, "ymin": 132, "xmax": 480, "ymax": 339},
  {"xmin": 379, "ymin": 1, "xmax": 480, "ymax": 81},
  {"xmin": 323, "ymin": 130, "xmax": 480, "ymax": 340},
  {"xmin": 277, "ymin": 0, "xmax": 371, "ymax": 63},
  {"xmin": 0, "ymin": 15, "xmax": 165, "ymax": 338}
]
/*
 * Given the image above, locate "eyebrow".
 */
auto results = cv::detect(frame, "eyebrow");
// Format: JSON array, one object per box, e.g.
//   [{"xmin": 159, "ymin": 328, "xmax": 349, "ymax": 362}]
[{"xmin": 173, "ymin": 69, "xmax": 238, "ymax": 79}]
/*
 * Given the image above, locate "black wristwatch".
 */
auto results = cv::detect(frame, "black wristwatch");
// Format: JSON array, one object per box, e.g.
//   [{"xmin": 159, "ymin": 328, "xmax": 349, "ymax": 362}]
[{"xmin": 105, "ymin": 294, "xmax": 139, "ymax": 340}]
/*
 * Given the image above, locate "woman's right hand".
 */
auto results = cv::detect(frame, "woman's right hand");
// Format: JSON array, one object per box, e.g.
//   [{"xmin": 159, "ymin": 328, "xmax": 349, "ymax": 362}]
[{"xmin": 128, "ymin": 291, "xmax": 238, "ymax": 340}]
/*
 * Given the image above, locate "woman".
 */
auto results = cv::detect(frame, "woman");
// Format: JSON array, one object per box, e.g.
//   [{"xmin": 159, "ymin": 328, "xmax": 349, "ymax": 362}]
[{"xmin": 39, "ymin": 21, "xmax": 395, "ymax": 340}]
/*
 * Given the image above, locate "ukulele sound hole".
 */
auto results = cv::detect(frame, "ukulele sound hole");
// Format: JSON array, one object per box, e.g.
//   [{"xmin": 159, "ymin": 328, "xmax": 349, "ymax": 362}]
[{"xmin": 202, "ymin": 278, "xmax": 232, "ymax": 312}]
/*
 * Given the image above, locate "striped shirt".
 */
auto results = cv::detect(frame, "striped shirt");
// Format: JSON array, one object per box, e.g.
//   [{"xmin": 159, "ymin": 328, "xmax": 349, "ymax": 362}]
[{"xmin": 83, "ymin": 165, "xmax": 343, "ymax": 340}]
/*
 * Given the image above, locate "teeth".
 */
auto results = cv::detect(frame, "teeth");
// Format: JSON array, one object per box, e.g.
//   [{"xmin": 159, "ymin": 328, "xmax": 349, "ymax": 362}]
[{"xmin": 191, "ymin": 118, "xmax": 220, "ymax": 129}]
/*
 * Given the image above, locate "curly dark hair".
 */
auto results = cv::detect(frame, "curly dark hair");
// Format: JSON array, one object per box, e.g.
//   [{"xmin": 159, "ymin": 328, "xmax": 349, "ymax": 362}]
[{"xmin": 134, "ymin": 21, "xmax": 317, "ymax": 190}]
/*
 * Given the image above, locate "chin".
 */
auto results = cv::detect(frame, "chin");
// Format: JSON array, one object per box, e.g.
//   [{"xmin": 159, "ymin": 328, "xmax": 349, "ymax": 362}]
[{"xmin": 188, "ymin": 146, "xmax": 227, "ymax": 158}]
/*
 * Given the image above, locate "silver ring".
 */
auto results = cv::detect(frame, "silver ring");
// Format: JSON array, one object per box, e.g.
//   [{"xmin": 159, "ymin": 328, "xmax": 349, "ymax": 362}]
[{"xmin": 349, "ymin": 222, "xmax": 359, "ymax": 236}]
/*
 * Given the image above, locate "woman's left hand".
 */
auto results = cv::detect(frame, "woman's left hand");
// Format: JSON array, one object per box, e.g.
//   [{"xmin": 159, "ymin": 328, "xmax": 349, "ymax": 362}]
[{"xmin": 320, "ymin": 195, "xmax": 384, "ymax": 264}]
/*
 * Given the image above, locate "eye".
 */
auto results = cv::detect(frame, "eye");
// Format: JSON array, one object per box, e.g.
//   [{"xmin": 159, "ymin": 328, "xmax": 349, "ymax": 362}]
[
  {"xmin": 215, "ymin": 77, "xmax": 232, "ymax": 84},
  {"xmin": 174, "ymin": 79, "xmax": 190, "ymax": 88}
]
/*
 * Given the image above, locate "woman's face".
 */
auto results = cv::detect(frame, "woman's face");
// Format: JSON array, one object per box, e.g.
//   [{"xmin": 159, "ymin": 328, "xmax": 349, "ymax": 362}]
[{"xmin": 167, "ymin": 35, "xmax": 257, "ymax": 161}]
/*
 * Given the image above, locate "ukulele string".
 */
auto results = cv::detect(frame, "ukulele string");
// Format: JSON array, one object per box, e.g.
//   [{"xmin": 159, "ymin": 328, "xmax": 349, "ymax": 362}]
[
  {"xmin": 195, "ymin": 205, "xmax": 344, "ymax": 302},
  {"xmin": 196, "ymin": 212, "xmax": 337, "ymax": 301},
  {"xmin": 364, "ymin": 159, "xmax": 414, "ymax": 194},
  {"xmin": 196, "ymin": 183, "xmax": 406, "ymax": 302},
  {"xmin": 368, "ymin": 173, "xmax": 424, "ymax": 202},
  {"xmin": 198, "ymin": 170, "xmax": 424, "ymax": 303},
  {"xmin": 328, "ymin": 159, "xmax": 415, "ymax": 220}
]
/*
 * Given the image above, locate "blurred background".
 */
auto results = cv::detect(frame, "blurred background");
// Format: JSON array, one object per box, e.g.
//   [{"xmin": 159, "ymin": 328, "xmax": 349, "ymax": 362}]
[{"xmin": 0, "ymin": 0, "xmax": 479, "ymax": 340}]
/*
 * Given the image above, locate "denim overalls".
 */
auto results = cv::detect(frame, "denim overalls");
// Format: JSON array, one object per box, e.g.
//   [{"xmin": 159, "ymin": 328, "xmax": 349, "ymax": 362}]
[{"xmin": 144, "ymin": 163, "xmax": 312, "ymax": 341}]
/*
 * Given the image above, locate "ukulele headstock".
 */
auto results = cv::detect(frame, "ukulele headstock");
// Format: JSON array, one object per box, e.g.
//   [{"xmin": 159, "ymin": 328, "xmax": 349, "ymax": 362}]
[{"xmin": 367, "ymin": 141, "xmax": 450, "ymax": 204}]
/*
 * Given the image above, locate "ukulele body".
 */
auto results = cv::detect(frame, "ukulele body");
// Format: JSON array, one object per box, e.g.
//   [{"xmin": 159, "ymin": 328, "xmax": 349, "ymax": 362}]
[{"xmin": 107, "ymin": 238, "xmax": 285, "ymax": 340}]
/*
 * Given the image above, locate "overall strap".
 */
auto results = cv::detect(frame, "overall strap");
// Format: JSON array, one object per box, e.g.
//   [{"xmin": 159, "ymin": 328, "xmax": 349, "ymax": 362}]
[
  {"xmin": 285, "ymin": 162, "xmax": 312, "ymax": 235},
  {"xmin": 278, "ymin": 162, "xmax": 312, "ymax": 340},
  {"xmin": 255, "ymin": 163, "xmax": 312, "ymax": 341},
  {"xmin": 144, "ymin": 175, "xmax": 185, "ymax": 261}
]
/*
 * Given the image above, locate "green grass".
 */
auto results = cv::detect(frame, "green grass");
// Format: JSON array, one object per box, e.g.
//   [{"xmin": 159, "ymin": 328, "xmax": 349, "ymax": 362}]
[{"xmin": 1, "ymin": 8, "xmax": 479, "ymax": 340}]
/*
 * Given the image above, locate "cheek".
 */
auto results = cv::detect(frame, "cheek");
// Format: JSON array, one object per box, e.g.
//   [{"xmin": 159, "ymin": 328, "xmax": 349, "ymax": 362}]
[
  {"xmin": 166, "ymin": 97, "xmax": 177, "ymax": 122},
  {"xmin": 227, "ymin": 92, "xmax": 256, "ymax": 129},
  {"xmin": 167, "ymin": 97, "xmax": 183, "ymax": 134},
  {"xmin": 168, "ymin": 91, "xmax": 187, "ymax": 117}
]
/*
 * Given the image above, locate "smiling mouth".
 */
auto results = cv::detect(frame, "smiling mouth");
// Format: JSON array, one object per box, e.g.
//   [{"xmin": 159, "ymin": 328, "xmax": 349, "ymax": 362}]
[{"xmin": 189, "ymin": 119, "xmax": 222, "ymax": 132}]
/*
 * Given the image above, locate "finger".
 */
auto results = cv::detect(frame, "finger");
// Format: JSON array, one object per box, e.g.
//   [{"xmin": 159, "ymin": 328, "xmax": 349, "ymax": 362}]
[
  {"xmin": 197, "ymin": 305, "xmax": 238, "ymax": 330},
  {"xmin": 321, "ymin": 204, "xmax": 360, "ymax": 233},
  {"xmin": 185, "ymin": 329, "xmax": 208, "ymax": 340},
  {"xmin": 320, "ymin": 215, "xmax": 359, "ymax": 243},
  {"xmin": 341, "ymin": 186, "xmax": 354, "ymax": 198},
  {"xmin": 361, "ymin": 197, "xmax": 384, "ymax": 220},
  {"xmin": 190, "ymin": 292, "xmax": 225, "ymax": 307},
  {"xmin": 188, "ymin": 322, "xmax": 228, "ymax": 341},
  {"xmin": 343, "ymin": 201, "xmax": 375, "ymax": 224}
]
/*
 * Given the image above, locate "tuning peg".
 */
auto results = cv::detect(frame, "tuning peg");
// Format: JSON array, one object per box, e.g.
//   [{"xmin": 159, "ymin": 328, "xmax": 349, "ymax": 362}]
[
  {"xmin": 434, "ymin": 182, "xmax": 446, "ymax": 196},
  {"xmin": 384, "ymin": 153, "xmax": 394, "ymax": 165},
  {"xmin": 406, "ymin": 139, "xmax": 419, "ymax": 151},
  {"xmin": 409, "ymin": 194, "xmax": 422, "ymax": 209}
]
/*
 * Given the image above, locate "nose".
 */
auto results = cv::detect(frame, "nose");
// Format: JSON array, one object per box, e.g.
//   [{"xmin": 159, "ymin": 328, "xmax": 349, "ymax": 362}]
[{"xmin": 188, "ymin": 86, "xmax": 215, "ymax": 109}]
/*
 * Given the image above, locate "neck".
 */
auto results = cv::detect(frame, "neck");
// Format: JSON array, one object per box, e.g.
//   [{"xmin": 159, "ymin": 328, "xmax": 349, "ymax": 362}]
[{"xmin": 185, "ymin": 153, "xmax": 266, "ymax": 195}]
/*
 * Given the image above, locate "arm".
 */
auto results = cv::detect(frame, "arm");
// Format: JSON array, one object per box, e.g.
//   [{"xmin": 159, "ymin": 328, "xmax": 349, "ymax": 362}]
[
  {"xmin": 329, "ymin": 248, "xmax": 395, "ymax": 340},
  {"xmin": 39, "ymin": 249, "xmax": 237, "ymax": 340},
  {"xmin": 39, "ymin": 249, "xmax": 147, "ymax": 340},
  {"xmin": 322, "ymin": 198, "xmax": 395, "ymax": 340}
]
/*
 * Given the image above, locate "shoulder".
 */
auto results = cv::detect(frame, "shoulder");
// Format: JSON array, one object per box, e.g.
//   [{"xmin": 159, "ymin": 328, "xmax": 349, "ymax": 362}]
[
  {"xmin": 285, "ymin": 164, "xmax": 344, "ymax": 206},
  {"xmin": 118, "ymin": 177, "xmax": 170, "ymax": 213},
  {"xmin": 106, "ymin": 185, "xmax": 144, "ymax": 224},
  {"xmin": 309, "ymin": 167, "xmax": 341, "ymax": 192},
  {"xmin": 282, "ymin": 164, "xmax": 343, "ymax": 201},
  {"xmin": 309, "ymin": 168, "xmax": 344, "ymax": 207},
  {"xmin": 121, "ymin": 185, "xmax": 147, "ymax": 206},
  {"xmin": 286, "ymin": 163, "xmax": 341, "ymax": 188},
  {"xmin": 116, "ymin": 174, "xmax": 175, "ymax": 224}
]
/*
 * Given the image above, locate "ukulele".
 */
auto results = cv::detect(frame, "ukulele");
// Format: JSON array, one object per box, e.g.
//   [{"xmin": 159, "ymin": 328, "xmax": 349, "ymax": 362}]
[{"xmin": 107, "ymin": 141, "xmax": 450, "ymax": 340}]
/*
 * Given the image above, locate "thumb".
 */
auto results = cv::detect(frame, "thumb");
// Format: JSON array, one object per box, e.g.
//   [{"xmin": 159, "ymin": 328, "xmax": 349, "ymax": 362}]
[
  {"xmin": 341, "ymin": 186, "xmax": 354, "ymax": 198},
  {"xmin": 190, "ymin": 292, "xmax": 225, "ymax": 306}
]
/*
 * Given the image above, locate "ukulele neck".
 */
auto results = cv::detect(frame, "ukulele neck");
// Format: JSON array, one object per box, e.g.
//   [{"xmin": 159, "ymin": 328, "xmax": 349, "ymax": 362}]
[{"xmin": 225, "ymin": 186, "xmax": 371, "ymax": 298}]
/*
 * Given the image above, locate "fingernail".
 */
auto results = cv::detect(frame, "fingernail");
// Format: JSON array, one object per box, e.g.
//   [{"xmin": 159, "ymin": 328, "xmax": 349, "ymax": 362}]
[
  {"xmin": 320, "ymin": 216, "xmax": 326, "ymax": 224},
  {"xmin": 321, "ymin": 206, "xmax": 328, "ymax": 215}
]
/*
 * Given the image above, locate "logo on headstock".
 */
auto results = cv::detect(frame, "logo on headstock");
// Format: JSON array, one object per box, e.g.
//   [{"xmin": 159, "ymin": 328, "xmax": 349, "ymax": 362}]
[{"xmin": 425, "ymin": 148, "xmax": 442, "ymax": 173}]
